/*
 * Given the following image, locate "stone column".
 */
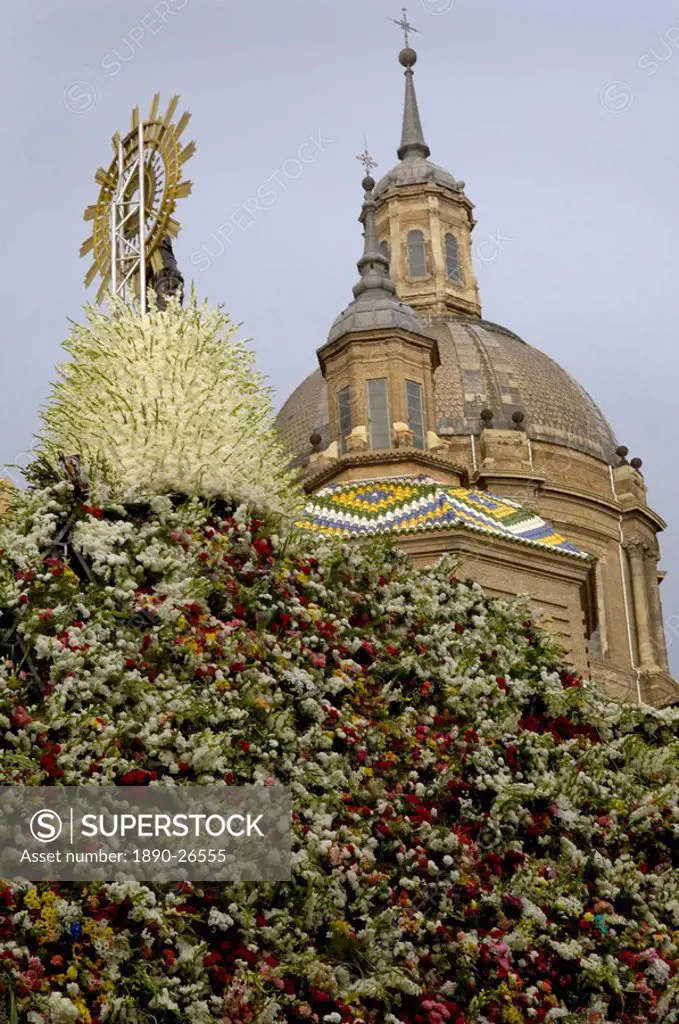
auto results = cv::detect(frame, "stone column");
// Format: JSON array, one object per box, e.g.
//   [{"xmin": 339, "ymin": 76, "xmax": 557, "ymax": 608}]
[
  {"xmin": 626, "ymin": 542, "xmax": 658, "ymax": 670},
  {"xmin": 644, "ymin": 548, "xmax": 670, "ymax": 673}
]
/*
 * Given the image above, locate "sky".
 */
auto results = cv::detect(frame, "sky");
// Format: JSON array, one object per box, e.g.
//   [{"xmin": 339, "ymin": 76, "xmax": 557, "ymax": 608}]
[{"xmin": 1, "ymin": 0, "xmax": 679, "ymax": 671}]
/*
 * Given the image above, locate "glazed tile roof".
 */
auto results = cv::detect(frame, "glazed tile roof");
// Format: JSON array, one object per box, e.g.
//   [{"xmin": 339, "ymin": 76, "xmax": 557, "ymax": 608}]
[{"xmin": 298, "ymin": 476, "xmax": 591, "ymax": 560}]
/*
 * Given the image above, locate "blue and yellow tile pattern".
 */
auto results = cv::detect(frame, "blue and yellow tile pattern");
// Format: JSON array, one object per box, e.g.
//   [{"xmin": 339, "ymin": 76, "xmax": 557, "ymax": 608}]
[{"xmin": 298, "ymin": 476, "xmax": 590, "ymax": 560}]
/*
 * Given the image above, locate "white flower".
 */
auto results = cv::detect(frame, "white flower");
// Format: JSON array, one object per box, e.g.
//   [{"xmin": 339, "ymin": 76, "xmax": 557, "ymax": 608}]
[{"xmin": 46, "ymin": 993, "xmax": 79, "ymax": 1024}]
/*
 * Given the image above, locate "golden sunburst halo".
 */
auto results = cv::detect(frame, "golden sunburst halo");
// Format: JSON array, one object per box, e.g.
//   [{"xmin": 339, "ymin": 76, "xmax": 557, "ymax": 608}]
[{"xmin": 80, "ymin": 93, "xmax": 196, "ymax": 305}]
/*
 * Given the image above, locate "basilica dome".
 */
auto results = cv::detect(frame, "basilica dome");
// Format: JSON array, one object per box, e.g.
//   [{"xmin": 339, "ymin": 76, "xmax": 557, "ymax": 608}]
[
  {"xmin": 275, "ymin": 25, "xmax": 674, "ymax": 711},
  {"xmin": 276, "ymin": 315, "xmax": 617, "ymax": 467}
]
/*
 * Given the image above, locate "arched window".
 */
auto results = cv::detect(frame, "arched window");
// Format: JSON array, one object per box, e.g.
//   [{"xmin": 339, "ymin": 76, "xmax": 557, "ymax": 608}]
[
  {"xmin": 445, "ymin": 233, "xmax": 461, "ymax": 283},
  {"xmin": 337, "ymin": 386, "xmax": 352, "ymax": 455},
  {"xmin": 379, "ymin": 240, "xmax": 390, "ymax": 266},
  {"xmin": 405, "ymin": 380, "xmax": 425, "ymax": 449},
  {"xmin": 366, "ymin": 378, "xmax": 391, "ymax": 450},
  {"xmin": 407, "ymin": 230, "xmax": 428, "ymax": 278}
]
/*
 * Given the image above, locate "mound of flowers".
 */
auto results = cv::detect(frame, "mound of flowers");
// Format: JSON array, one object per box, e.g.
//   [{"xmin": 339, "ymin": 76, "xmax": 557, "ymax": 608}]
[
  {"xmin": 0, "ymin": 482, "xmax": 679, "ymax": 1024},
  {"xmin": 33, "ymin": 294, "xmax": 300, "ymax": 518}
]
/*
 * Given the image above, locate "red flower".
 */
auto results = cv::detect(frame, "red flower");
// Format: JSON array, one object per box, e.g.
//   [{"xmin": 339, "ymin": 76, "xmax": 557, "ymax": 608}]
[
  {"xmin": 40, "ymin": 750, "xmax": 64, "ymax": 779},
  {"xmin": 121, "ymin": 769, "xmax": 157, "ymax": 785},
  {"xmin": 10, "ymin": 706, "xmax": 32, "ymax": 728},
  {"xmin": 81, "ymin": 504, "xmax": 104, "ymax": 519}
]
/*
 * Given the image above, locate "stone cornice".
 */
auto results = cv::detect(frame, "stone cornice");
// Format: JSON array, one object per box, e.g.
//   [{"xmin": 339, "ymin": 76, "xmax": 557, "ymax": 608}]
[
  {"xmin": 302, "ymin": 449, "xmax": 466, "ymax": 494},
  {"xmin": 316, "ymin": 325, "xmax": 440, "ymax": 376},
  {"xmin": 540, "ymin": 483, "xmax": 622, "ymax": 516},
  {"xmin": 619, "ymin": 502, "xmax": 667, "ymax": 533},
  {"xmin": 400, "ymin": 528, "xmax": 594, "ymax": 578},
  {"xmin": 378, "ymin": 179, "xmax": 476, "ymax": 212}
]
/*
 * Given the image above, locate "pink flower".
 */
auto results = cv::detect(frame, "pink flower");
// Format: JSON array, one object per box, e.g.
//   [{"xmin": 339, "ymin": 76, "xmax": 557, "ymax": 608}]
[{"xmin": 10, "ymin": 706, "xmax": 32, "ymax": 728}]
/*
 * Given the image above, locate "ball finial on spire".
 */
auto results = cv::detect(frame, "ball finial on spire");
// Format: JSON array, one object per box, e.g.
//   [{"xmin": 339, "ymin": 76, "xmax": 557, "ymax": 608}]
[{"xmin": 356, "ymin": 140, "xmax": 378, "ymax": 192}]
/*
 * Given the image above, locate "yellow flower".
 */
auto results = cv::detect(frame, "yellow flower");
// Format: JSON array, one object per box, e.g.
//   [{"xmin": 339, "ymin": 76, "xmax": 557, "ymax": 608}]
[
  {"xmin": 24, "ymin": 888, "xmax": 41, "ymax": 910},
  {"xmin": 76, "ymin": 1000, "xmax": 91, "ymax": 1023}
]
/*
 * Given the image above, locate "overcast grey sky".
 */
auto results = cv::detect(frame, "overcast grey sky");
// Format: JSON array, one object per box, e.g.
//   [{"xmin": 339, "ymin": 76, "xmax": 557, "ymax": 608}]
[{"xmin": 2, "ymin": 0, "xmax": 678, "ymax": 670}]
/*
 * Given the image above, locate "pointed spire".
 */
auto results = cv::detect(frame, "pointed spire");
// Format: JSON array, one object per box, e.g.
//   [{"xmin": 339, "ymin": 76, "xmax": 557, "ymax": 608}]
[
  {"xmin": 397, "ymin": 46, "xmax": 430, "ymax": 161},
  {"xmin": 353, "ymin": 163, "xmax": 396, "ymax": 300},
  {"xmin": 325, "ymin": 156, "xmax": 427, "ymax": 344}
]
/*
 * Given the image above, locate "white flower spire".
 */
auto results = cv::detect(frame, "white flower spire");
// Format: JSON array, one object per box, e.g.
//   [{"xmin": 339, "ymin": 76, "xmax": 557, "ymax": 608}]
[{"xmin": 36, "ymin": 292, "xmax": 301, "ymax": 520}]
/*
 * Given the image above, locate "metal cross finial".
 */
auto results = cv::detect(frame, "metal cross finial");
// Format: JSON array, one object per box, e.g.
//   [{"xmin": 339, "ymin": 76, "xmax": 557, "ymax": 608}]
[
  {"xmin": 390, "ymin": 7, "xmax": 419, "ymax": 48},
  {"xmin": 356, "ymin": 139, "xmax": 378, "ymax": 176}
]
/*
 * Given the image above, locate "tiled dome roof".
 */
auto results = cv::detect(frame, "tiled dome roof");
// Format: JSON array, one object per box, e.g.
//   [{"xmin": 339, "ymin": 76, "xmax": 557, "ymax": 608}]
[
  {"xmin": 275, "ymin": 316, "xmax": 617, "ymax": 467},
  {"xmin": 298, "ymin": 476, "xmax": 590, "ymax": 559}
]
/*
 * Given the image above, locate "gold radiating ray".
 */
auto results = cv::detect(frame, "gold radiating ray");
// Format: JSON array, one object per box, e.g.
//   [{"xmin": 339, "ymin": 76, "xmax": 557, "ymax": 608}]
[
  {"xmin": 149, "ymin": 249, "xmax": 164, "ymax": 273},
  {"xmin": 163, "ymin": 94, "xmax": 179, "ymax": 125},
  {"xmin": 84, "ymin": 261, "xmax": 100, "ymax": 287},
  {"xmin": 145, "ymin": 122, "xmax": 162, "ymax": 144},
  {"xmin": 179, "ymin": 141, "xmax": 196, "ymax": 165},
  {"xmin": 94, "ymin": 167, "xmax": 114, "ymax": 188},
  {"xmin": 174, "ymin": 110, "xmax": 191, "ymax": 138},
  {"xmin": 81, "ymin": 93, "xmax": 196, "ymax": 302}
]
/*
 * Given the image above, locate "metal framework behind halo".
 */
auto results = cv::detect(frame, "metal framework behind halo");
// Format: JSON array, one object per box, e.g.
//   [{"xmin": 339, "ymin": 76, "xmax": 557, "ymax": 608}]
[{"xmin": 111, "ymin": 121, "xmax": 149, "ymax": 312}]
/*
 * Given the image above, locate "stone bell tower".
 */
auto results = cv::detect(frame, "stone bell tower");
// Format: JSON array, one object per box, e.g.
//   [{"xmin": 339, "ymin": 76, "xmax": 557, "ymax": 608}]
[
  {"xmin": 313, "ymin": 162, "xmax": 456, "ymax": 484},
  {"xmin": 373, "ymin": 43, "xmax": 481, "ymax": 320}
]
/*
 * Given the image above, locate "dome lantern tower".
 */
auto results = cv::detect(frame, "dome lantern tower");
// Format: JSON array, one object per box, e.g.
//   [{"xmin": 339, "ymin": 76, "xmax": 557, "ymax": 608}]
[
  {"xmin": 314, "ymin": 156, "xmax": 450, "ymax": 476},
  {"xmin": 374, "ymin": 19, "xmax": 481, "ymax": 319}
]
